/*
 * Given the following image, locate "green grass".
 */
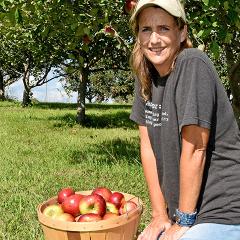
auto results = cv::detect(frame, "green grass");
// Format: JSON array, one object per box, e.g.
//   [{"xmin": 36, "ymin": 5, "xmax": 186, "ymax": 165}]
[{"xmin": 0, "ymin": 101, "xmax": 151, "ymax": 240}]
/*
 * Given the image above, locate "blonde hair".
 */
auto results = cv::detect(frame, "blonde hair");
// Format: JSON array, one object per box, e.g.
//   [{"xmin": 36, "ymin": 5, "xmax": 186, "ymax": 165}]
[{"xmin": 130, "ymin": 12, "xmax": 193, "ymax": 101}]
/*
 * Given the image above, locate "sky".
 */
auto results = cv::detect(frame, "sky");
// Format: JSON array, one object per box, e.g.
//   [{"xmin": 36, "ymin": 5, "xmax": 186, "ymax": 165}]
[{"xmin": 6, "ymin": 78, "xmax": 78, "ymax": 103}]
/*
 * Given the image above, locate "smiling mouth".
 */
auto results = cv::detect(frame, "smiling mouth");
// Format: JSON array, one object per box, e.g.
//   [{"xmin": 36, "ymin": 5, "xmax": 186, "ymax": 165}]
[
  {"xmin": 149, "ymin": 47, "xmax": 164, "ymax": 56},
  {"xmin": 149, "ymin": 47, "xmax": 165, "ymax": 54}
]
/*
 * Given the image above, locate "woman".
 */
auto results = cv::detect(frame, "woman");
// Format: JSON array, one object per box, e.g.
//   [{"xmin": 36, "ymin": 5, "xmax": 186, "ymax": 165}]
[{"xmin": 129, "ymin": 0, "xmax": 240, "ymax": 240}]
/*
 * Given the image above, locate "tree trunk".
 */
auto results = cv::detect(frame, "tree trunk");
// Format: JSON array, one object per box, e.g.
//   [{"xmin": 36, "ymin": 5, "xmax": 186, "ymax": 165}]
[
  {"xmin": 22, "ymin": 89, "xmax": 32, "ymax": 107},
  {"xmin": 22, "ymin": 62, "xmax": 32, "ymax": 107},
  {"xmin": 0, "ymin": 71, "xmax": 5, "ymax": 101},
  {"xmin": 225, "ymin": 45, "xmax": 240, "ymax": 127},
  {"xmin": 230, "ymin": 62, "xmax": 240, "ymax": 126},
  {"xmin": 76, "ymin": 68, "xmax": 88, "ymax": 124}
]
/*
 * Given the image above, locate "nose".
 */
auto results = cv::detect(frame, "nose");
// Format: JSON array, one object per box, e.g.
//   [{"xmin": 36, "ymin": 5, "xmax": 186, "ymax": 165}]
[{"xmin": 149, "ymin": 31, "xmax": 161, "ymax": 44}]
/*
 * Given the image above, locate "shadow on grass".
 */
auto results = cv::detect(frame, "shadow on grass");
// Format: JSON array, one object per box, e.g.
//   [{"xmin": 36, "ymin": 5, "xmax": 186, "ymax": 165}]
[
  {"xmin": 33, "ymin": 102, "xmax": 132, "ymax": 110},
  {"xmin": 50, "ymin": 111, "xmax": 137, "ymax": 129},
  {"xmin": 68, "ymin": 137, "xmax": 141, "ymax": 165}
]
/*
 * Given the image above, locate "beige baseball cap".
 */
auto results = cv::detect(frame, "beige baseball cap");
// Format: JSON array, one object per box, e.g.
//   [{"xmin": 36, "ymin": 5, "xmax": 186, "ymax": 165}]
[{"xmin": 131, "ymin": 0, "xmax": 187, "ymax": 23}]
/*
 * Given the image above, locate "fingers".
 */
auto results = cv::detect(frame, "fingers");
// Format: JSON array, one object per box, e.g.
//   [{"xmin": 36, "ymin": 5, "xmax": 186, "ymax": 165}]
[
  {"xmin": 137, "ymin": 217, "xmax": 172, "ymax": 240},
  {"xmin": 137, "ymin": 228, "xmax": 164, "ymax": 240},
  {"xmin": 157, "ymin": 231, "xmax": 165, "ymax": 240}
]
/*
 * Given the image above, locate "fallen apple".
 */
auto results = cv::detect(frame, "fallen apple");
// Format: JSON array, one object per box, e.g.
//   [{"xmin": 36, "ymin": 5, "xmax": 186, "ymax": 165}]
[
  {"xmin": 79, "ymin": 194, "xmax": 106, "ymax": 217},
  {"xmin": 43, "ymin": 204, "xmax": 64, "ymax": 219},
  {"xmin": 55, "ymin": 213, "xmax": 75, "ymax": 222},
  {"xmin": 92, "ymin": 187, "xmax": 112, "ymax": 202},
  {"xmin": 77, "ymin": 213, "xmax": 102, "ymax": 222},
  {"xmin": 109, "ymin": 192, "xmax": 125, "ymax": 209},
  {"xmin": 106, "ymin": 202, "xmax": 119, "ymax": 215},
  {"xmin": 102, "ymin": 212, "xmax": 119, "ymax": 220},
  {"xmin": 58, "ymin": 187, "xmax": 75, "ymax": 204},
  {"xmin": 62, "ymin": 193, "xmax": 84, "ymax": 217},
  {"xmin": 119, "ymin": 200, "xmax": 137, "ymax": 215}
]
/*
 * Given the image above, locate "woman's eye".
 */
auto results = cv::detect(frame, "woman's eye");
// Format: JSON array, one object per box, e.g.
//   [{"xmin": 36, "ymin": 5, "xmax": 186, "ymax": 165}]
[
  {"xmin": 141, "ymin": 28, "xmax": 151, "ymax": 32},
  {"xmin": 160, "ymin": 26, "xmax": 169, "ymax": 32}
]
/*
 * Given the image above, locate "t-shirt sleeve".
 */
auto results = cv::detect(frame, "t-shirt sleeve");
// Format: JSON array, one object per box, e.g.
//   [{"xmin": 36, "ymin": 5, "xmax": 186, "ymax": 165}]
[
  {"xmin": 175, "ymin": 56, "xmax": 216, "ymax": 132},
  {"xmin": 130, "ymin": 79, "xmax": 146, "ymax": 126}
]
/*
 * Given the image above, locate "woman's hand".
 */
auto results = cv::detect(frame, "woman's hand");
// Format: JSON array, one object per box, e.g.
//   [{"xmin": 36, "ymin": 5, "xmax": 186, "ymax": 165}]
[
  {"xmin": 137, "ymin": 215, "xmax": 172, "ymax": 240},
  {"xmin": 159, "ymin": 223, "xmax": 189, "ymax": 240}
]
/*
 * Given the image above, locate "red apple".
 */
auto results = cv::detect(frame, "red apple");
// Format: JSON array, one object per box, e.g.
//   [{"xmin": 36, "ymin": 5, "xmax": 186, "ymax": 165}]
[
  {"xmin": 102, "ymin": 212, "xmax": 119, "ymax": 220},
  {"xmin": 57, "ymin": 187, "xmax": 75, "ymax": 204},
  {"xmin": 82, "ymin": 34, "xmax": 91, "ymax": 45},
  {"xmin": 55, "ymin": 213, "xmax": 75, "ymax": 222},
  {"xmin": 109, "ymin": 192, "xmax": 125, "ymax": 209},
  {"xmin": 106, "ymin": 202, "xmax": 119, "ymax": 215},
  {"xmin": 43, "ymin": 204, "xmax": 64, "ymax": 219},
  {"xmin": 119, "ymin": 200, "xmax": 137, "ymax": 215},
  {"xmin": 62, "ymin": 194, "xmax": 84, "ymax": 217},
  {"xmin": 79, "ymin": 194, "xmax": 106, "ymax": 217},
  {"xmin": 92, "ymin": 187, "xmax": 112, "ymax": 202},
  {"xmin": 124, "ymin": 0, "xmax": 137, "ymax": 14},
  {"xmin": 104, "ymin": 25, "xmax": 116, "ymax": 36},
  {"xmin": 77, "ymin": 213, "xmax": 102, "ymax": 222}
]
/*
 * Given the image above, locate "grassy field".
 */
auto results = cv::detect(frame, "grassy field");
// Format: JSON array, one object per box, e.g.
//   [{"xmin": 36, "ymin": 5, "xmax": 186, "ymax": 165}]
[{"xmin": 0, "ymin": 101, "xmax": 151, "ymax": 240}]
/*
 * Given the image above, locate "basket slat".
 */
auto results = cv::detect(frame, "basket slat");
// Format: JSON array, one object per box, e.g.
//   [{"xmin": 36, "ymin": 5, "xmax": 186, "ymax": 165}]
[
  {"xmin": 42, "ymin": 225, "xmax": 68, "ymax": 240},
  {"xmin": 123, "ymin": 219, "xmax": 136, "ymax": 240},
  {"xmin": 67, "ymin": 232, "xmax": 81, "ymax": 240},
  {"xmin": 79, "ymin": 232, "xmax": 90, "ymax": 240},
  {"xmin": 90, "ymin": 232, "xmax": 106, "ymax": 240}
]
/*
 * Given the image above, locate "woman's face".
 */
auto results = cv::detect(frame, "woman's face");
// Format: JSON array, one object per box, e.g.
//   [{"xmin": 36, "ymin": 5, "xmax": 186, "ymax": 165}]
[{"xmin": 138, "ymin": 7, "xmax": 186, "ymax": 76}]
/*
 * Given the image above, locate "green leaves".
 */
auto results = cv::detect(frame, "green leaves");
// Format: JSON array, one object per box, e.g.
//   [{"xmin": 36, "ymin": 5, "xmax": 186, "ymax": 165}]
[
  {"xmin": 224, "ymin": 1, "xmax": 229, "ymax": 10},
  {"xmin": 14, "ymin": 8, "xmax": 22, "ymax": 24},
  {"xmin": 210, "ymin": 41, "xmax": 220, "ymax": 59},
  {"xmin": 202, "ymin": 0, "xmax": 209, "ymax": 6}
]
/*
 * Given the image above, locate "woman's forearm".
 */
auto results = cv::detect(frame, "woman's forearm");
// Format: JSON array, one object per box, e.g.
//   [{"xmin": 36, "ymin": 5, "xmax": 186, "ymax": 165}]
[
  {"xmin": 179, "ymin": 148, "xmax": 206, "ymax": 212},
  {"xmin": 178, "ymin": 125, "xmax": 210, "ymax": 213},
  {"xmin": 139, "ymin": 126, "xmax": 169, "ymax": 219}
]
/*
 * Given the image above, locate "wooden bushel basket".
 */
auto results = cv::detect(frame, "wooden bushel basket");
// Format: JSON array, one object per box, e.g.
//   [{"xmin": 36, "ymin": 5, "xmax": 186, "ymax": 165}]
[{"xmin": 37, "ymin": 191, "xmax": 143, "ymax": 240}]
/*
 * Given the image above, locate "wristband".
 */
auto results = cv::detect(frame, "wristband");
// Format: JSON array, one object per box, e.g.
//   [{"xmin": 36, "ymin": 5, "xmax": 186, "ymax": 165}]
[{"xmin": 174, "ymin": 208, "xmax": 197, "ymax": 227}]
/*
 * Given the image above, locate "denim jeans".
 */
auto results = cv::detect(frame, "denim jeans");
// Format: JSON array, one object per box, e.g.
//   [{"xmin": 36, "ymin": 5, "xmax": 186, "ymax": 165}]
[{"xmin": 179, "ymin": 223, "xmax": 240, "ymax": 240}]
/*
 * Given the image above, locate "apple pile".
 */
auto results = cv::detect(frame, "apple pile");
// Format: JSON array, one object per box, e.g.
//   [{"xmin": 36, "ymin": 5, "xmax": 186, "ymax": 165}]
[{"xmin": 42, "ymin": 187, "xmax": 138, "ymax": 222}]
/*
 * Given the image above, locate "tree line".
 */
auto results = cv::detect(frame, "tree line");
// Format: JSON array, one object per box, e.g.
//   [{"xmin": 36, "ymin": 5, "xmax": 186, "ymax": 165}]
[{"xmin": 0, "ymin": 0, "xmax": 239, "ymax": 125}]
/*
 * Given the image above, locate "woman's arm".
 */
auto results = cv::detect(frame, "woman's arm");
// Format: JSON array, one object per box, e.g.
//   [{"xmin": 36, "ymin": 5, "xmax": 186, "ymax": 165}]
[
  {"xmin": 160, "ymin": 124, "xmax": 210, "ymax": 240},
  {"xmin": 178, "ymin": 124, "xmax": 210, "ymax": 213},
  {"xmin": 138, "ymin": 125, "xmax": 171, "ymax": 240},
  {"xmin": 139, "ymin": 125, "xmax": 169, "ymax": 219}
]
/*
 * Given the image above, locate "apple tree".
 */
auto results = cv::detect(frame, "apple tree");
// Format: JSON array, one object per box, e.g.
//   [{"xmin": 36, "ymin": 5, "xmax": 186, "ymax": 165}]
[
  {"xmin": 0, "ymin": 0, "xmax": 79, "ymax": 106},
  {"xmin": 184, "ymin": 0, "xmax": 240, "ymax": 124},
  {"xmin": 59, "ymin": 0, "xmax": 135, "ymax": 123}
]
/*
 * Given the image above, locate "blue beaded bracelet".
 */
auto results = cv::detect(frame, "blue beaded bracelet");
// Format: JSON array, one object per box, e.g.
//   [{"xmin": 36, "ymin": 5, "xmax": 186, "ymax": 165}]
[{"xmin": 174, "ymin": 208, "xmax": 197, "ymax": 227}]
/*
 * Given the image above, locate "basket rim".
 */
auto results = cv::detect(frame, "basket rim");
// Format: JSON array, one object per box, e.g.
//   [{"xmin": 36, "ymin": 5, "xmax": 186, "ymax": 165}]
[{"xmin": 37, "ymin": 191, "xmax": 143, "ymax": 232}]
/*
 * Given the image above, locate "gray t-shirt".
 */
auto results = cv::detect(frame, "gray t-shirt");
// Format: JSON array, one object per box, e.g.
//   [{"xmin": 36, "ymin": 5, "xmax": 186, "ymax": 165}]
[{"xmin": 130, "ymin": 48, "xmax": 240, "ymax": 224}]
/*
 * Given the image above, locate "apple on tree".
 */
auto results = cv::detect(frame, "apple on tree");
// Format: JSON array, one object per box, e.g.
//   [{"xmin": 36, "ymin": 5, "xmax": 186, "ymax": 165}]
[
  {"xmin": 104, "ymin": 25, "xmax": 116, "ymax": 37},
  {"xmin": 77, "ymin": 213, "xmax": 102, "ymax": 222},
  {"xmin": 119, "ymin": 200, "xmax": 137, "ymax": 215},
  {"xmin": 124, "ymin": 0, "xmax": 137, "ymax": 14},
  {"xmin": 82, "ymin": 34, "xmax": 91, "ymax": 45},
  {"xmin": 109, "ymin": 192, "xmax": 125, "ymax": 209},
  {"xmin": 92, "ymin": 187, "xmax": 112, "ymax": 202},
  {"xmin": 43, "ymin": 204, "xmax": 64, "ymax": 219},
  {"xmin": 58, "ymin": 187, "xmax": 75, "ymax": 204},
  {"xmin": 79, "ymin": 194, "xmax": 106, "ymax": 217},
  {"xmin": 62, "ymin": 193, "xmax": 84, "ymax": 217}
]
